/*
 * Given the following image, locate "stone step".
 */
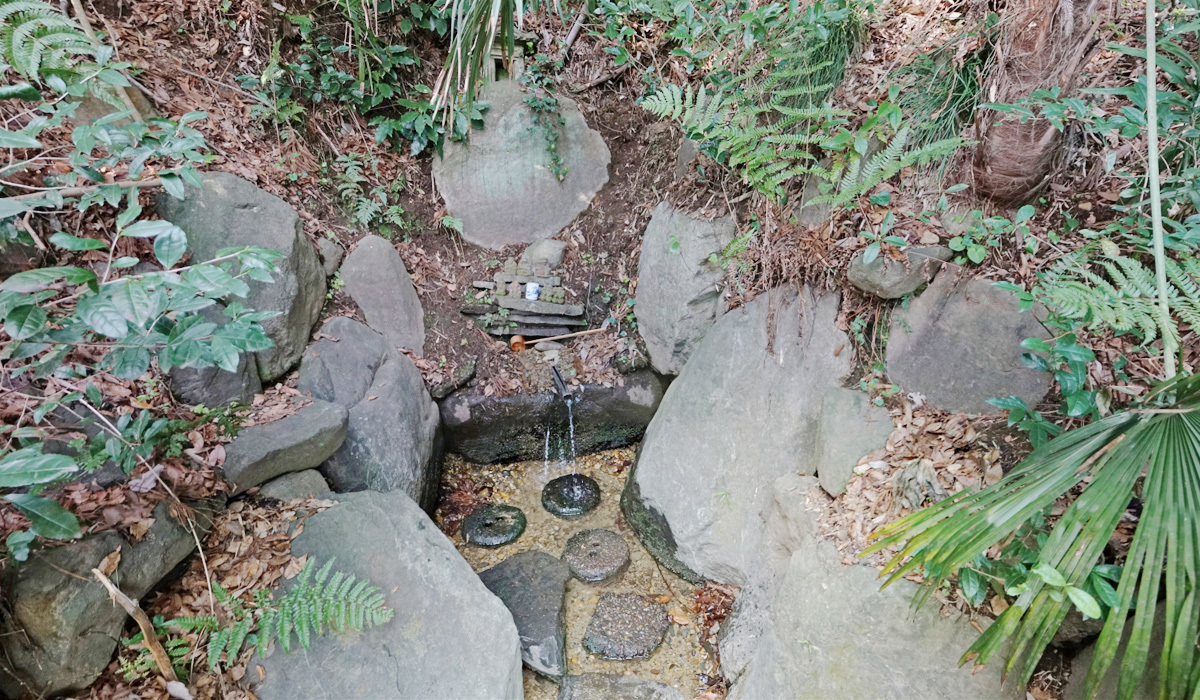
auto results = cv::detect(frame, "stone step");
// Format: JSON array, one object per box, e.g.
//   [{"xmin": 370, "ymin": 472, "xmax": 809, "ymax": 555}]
[
  {"xmin": 494, "ymin": 273, "xmax": 561, "ymax": 286},
  {"xmin": 506, "ymin": 313, "xmax": 586, "ymax": 327},
  {"xmin": 471, "ymin": 280, "xmax": 496, "ymax": 290},
  {"xmin": 497, "ymin": 296, "xmax": 584, "ymax": 316},
  {"xmin": 487, "ymin": 325, "xmax": 572, "ymax": 338}
]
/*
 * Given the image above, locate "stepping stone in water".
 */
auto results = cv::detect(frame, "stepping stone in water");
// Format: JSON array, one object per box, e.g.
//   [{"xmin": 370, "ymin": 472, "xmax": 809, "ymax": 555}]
[
  {"xmin": 462, "ymin": 504, "xmax": 527, "ymax": 546},
  {"xmin": 583, "ymin": 593, "xmax": 669, "ymax": 660},
  {"xmin": 562, "ymin": 529, "xmax": 630, "ymax": 583},
  {"xmin": 542, "ymin": 474, "xmax": 601, "ymax": 519},
  {"xmin": 557, "ymin": 673, "xmax": 686, "ymax": 700},
  {"xmin": 478, "ymin": 551, "xmax": 570, "ymax": 678}
]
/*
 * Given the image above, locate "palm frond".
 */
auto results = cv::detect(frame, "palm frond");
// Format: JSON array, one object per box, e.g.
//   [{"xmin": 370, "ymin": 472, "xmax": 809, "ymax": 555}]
[{"xmin": 866, "ymin": 373, "xmax": 1200, "ymax": 700}]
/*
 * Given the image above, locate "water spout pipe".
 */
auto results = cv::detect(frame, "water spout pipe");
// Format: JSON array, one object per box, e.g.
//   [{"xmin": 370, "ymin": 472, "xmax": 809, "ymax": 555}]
[{"xmin": 551, "ymin": 365, "xmax": 572, "ymax": 401}]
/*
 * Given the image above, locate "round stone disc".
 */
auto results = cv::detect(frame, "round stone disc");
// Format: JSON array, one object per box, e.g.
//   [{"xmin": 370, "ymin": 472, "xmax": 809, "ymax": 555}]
[
  {"xmin": 462, "ymin": 504, "xmax": 527, "ymax": 547},
  {"xmin": 562, "ymin": 529, "xmax": 630, "ymax": 583},
  {"xmin": 583, "ymin": 592, "xmax": 669, "ymax": 660},
  {"xmin": 541, "ymin": 474, "xmax": 601, "ymax": 519}
]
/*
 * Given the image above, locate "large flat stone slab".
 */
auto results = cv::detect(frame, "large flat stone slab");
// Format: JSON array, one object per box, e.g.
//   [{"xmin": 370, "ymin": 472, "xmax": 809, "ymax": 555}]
[
  {"xmin": 254, "ymin": 490, "xmax": 523, "ymax": 700},
  {"xmin": 222, "ymin": 399, "xmax": 347, "ymax": 494},
  {"xmin": 433, "ymin": 79, "xmax": 610, "ymax": 249},
  {"xmin": 478, "ymin": 551, "xmax": 569, "ymax": 678},
  {"xmin": 887, "ymin": 274, "xmax": 1051, "ymax": 415}
]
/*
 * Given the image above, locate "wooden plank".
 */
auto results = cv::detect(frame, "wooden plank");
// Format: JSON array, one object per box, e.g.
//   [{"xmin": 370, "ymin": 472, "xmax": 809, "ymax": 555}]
[
  {"xmin": 494, "ymin": 273, "xmax": 562, "ymax": 286},
  {"xmin": 487, "ymin": 325, "xmax": 571, "ymax": 338},
  {"xmin": 507, "ymin": 313, "xmax": 586, "ymax": 327},
  {"xmin": 497, "ymin": 296, "xmax": 584, "ymax": 316}
]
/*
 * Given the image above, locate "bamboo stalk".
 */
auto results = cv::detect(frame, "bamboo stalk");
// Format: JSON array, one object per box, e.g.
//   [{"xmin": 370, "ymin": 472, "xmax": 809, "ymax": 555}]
[{"xmin": 509, "ymin": 327, "xmax": 603, "ymax": 350}]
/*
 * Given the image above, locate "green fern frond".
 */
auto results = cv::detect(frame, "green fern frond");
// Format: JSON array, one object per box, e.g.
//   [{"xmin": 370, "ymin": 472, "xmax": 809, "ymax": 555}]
[{"xmin": 0, "ymin": 0, "xmax": 93, "ymax": 82}]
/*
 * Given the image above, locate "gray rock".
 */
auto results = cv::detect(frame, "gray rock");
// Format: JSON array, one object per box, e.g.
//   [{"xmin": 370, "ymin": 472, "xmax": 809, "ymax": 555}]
[
  {"xmin": 297, "ymin": 316, "xmax": 391, "ymax": 407},
  {"xmin": 623, "ymin": 289, "xmax": 887, "ymax": 584},
  {"xmin": 635, "ymin": 202, "xmax": 735, "ymax": 375},
  {"xmin": 441, "ymin": 371, "xmax": 663, "ymax": 463},
  {"xmin": 815, "ymin": 389, "xmax": 894, "ymax": 497},
  {"xmin": 169, "ymin": 352, "xmax": 261, "ymax": 407},
  {"xmin": 674, "ymin": 138, "xmax": 699, "ymax": 181},
  {"xmin": 429, "ymin": 355, "xmax": 477, "ymax": 400},
  {"xmin": 846, "ymin": 246, "xmax": 951, "ymax": 299},
  {"xmin": 157, "ymin": 173, "xmax": 325, "ymax": 381},
  {"xmin": 297, "ymin": 317, "xmax": 441, "ymax": 508},
  {"xmin": 478, "ymin": 551, "xmax": 570, "ymax": 678},
  {"xmin": 558, "ymin": 673, "xmax": 686, "ymax": 700},
  {"xmin": 258, "ymin": 469, "xmax": 331, "ymax": 500},
  {"xmin": 583, "ymin": 593, "xmax": 669, "ymax": 660},
  {"xmin": 316, "ymin": 237, "xmax": 344, "ymax": 277},
  {"xmin": 255, "ymin": 490, "xmax": 523, "ymax": 700},
  {"xmin": 519, "ymin": 239, "xmax": 568, "ymax": 275},
  {"xmin": 462, "ymin": 504, "xmax": 528, "ymax": 547},
  {"xmin": 432, "ymin": 79, "xmax": 611, "ymax": 249},
  {"xmin": 222, "ymin": 399, "xmax": 348, "ymax": 494},
  {"xmin": 724, "ymin": 475, "xmax": 1018, "ymax": 700},
  {"xmin": 0, "ymin": 239, "xmax": 39, "ymax": 278},
  {"xmin": 1063, "ymin": 609, "xmax": 1165, "ymax": 700},
  {"xmin": 942, "ymin": 208, "xmax": 980, "ymax": 238},
  {"xmin": 0, "ymin": 498, "xmax": 223, "ymax": 698},
  {"xmin": 340, "ymin": 235, "xmax": 425, "ymax": 355},
  {"xmin": 887, "ymin": 273, "xmax": 1051, "ymax": 415},
  {"xmin": 562, "ymin": 529, "xmax": 630, "ymax": 583},
  {"xmin": 542, "ymin": 473, "xmax": 601, "ymax": 519}
]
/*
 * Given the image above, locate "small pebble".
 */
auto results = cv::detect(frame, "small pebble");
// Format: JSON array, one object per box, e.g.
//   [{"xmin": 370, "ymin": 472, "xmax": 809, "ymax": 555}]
[
  {"xmin": 583, "ymin": 592, "xmax": 669, "ymax": 660},
  {"xmin": 562, "ymin": 529, "xmax": 630, "ymax": 583},
  {"xmin": 461, "ymin": 504, "xmax": 527, "ymax": 547},
  {"xmin": 542, "ymin": 474, "xmax": 601, "ymax": 519}
]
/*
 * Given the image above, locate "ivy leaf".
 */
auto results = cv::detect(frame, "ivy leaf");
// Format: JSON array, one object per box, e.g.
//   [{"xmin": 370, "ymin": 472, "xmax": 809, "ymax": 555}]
[
  {"xmin": 0, "ymin": 448, "xmax": 79, "ymax": 487},
  {"xmin": 4, "ymin": 494, "xmax": 81, "ymax": 540},
  {"xmin": 4, "ymin": 304, "xmax": 46, "ymax": 340},
  {"xmin": 154, "ymin": 225, "xmax": 188, "ymax": 269},
  {"xmin": 109, "ymin": 280, "xmax": 157, "ymax": 325},
  {"xmin": 49, "ymin": 232, "xmax": 107, "ymax": 251}
]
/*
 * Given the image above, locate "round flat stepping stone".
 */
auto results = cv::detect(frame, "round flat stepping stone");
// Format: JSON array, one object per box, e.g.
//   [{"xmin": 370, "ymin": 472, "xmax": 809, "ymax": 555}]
[
  {"xmin": 542, "ymin": 474, "xmax": 600, "ymax": 519},
  {"xmin": 462, "ymin": 504, "xmax": 526, "ymax": 547},
  {"xmin": 583, "ymin": 593, "xmax": 669, "ymax": 660},
  {"xmin": 562, "ymin": 529, "xmax": 630, "ymax": 582}
]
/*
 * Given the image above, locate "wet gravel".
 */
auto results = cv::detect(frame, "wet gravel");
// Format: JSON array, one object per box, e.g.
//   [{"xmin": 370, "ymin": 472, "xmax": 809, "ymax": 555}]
[{"xmin": 438, "ymin": 448, "xmax": 719, "ymax": 700}]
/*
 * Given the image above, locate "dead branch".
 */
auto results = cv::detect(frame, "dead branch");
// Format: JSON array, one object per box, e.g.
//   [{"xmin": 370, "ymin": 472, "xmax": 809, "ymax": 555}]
[
  {"xmin": 5, "ymin": 177, "xmax": 163, "ymax": 202},
  {"xmin": 91, "ymin": 568, "xmax": 178, "ymax": 683}
]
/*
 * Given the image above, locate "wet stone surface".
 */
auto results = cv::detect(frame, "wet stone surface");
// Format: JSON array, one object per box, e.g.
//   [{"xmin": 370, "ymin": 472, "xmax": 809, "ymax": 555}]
[
  {"xmin": 583, "ymin": 593, "xmax": 670, "ymax": 660},
  {"xmin": 479, "ymin": 551, "xmax": 570, "ymax": 678},
  {"xmin": 462, "ymin": 504, "xmax": 527, "ymax": 546},
  {"xmin": 562, "ymin": 529, "xmax": 630, "ymax": 583},
  {"xmin": 542, "ymin": 474, "xmax": 601, "ymax": 519}
]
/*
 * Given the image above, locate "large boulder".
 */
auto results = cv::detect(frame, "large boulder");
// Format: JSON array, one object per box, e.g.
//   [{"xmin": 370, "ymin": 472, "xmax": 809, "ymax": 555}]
[
  {"xmin": 887, "ymin": 274, "xmax": 1051, "ymax": 415},
  {"xmin": 222, "ymin": 399, "xmax": 348, "ymax": 494},
  {"xmin": 340, "ymin": 235, "xmax": 425, "ymax": 355},
  {"xmin": 846, "ymin": 245, "xmax": 951, "ymax": 299},
  {"xmin": 622, "ymin": 289, "xmax": 891, "ymax": 584},
  {"xmin": 297, "ymin": 317, "xmax": 441, "ymax": 508},
  {"xmin": 722, "ymin": 474, "xmax": 1018, "ymax": 700},
  {"xmin": 254, "ymin": 490, "xmax": 523, "ymax": 700},
  {"xmin": 258, "ymin": 469, "xmax": 332, "ymax": 501},
  {"xmin": 157, "ymin": 172, "xmax": 326, "ymax": 381},
  {"xmin": 0, "ymin": 498, "xmax": 223, "ymax": 698},
  {"xmin": 815, "ymin": 389, "xmax": 893, "ymax": 497},
  {"xmin": 167, "ymin": 304, "xmax": 262, "ymax": 406},
  {"xmin": 635, "ymin": 202, "xmax": 735, "ymax": 375},
  {"xmin": 440, "ymin": 371, "xmax": 663, "ymax": 463},
  {"xmin": 432, "ymin": 79, "xmax": 611, "ymax": 249}
]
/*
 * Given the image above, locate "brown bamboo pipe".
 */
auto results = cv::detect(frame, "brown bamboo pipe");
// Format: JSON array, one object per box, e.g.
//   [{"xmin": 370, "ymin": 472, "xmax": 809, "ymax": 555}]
[{"xmin": 509, "ymin": 328, "xmax": 604, "ymax": 352}]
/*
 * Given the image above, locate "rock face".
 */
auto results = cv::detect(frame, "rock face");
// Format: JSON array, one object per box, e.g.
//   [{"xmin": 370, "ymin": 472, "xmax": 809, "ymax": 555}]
[
  {"xmin": 846, "ymin": 246, "xmax": 951, "ymax": 299},
  {"xmin": 0, "ymin": 499, "xmax": 223, "ymax": 698},
  {"xmin": 255, "ymin": 490, "xmax": 523, "ymax": 700},
  {"xmin": 339, "ymin": 235, "xmax": 425, "ymax": 355},
  {"xmin": 297, "ymin": 316, "xmax": 441, "ymax": 508},
  {"xmin": 519, "ymin": 239, "xmax": 568, "ymax": 275},
  {"xmin": 432, "ymin": 79, "xmax": 610, "ymax": 249},
  {"xmin": 722, "ymin": 474, "xmax": 1019, "ymax": 700},
  {"xmin": 887, "ymin": 274, "xmax": 1051, "ymax": 415},
  {"xmin": 815, "ymin": 389, "xmax": 893, "ymax": 497},
  {"xmin": 635, "ymin": 202, "xmax": 735, "ymax": 375},
  {"xmin": 222, "ymin": 399, "xmax": 348, "ymax": 494},
  {"xmin": 315, "ymin": 238, "xmax": 344, "ymax": 277},
  {"xmin": 1062, "ymin": 608, "xmax": 1165, "ymax": 700},
  {"xmin": 558, "ymin": 673, "xmax": 686, "ymax": 700},
  {"xmin": 478, "ymin": 551, "xmax": 570, "ymax": 678},
  {"xmin": 168, "ymin": 304, "xmax": 262, "ymax": 406},
  {"xmin": 623, "ymin": 289, "xmax": 890, "ymax": 584},
  {"xmin": 157, "ymin": 172, "xmax": 325, "ymax": 381},
  {"xmin": 441, "ymin": 371, "xmax": 663, "ymax": 463},
  {"xmin": 258, "ymin": 469, "xmax": 331, "ymax": 500}
]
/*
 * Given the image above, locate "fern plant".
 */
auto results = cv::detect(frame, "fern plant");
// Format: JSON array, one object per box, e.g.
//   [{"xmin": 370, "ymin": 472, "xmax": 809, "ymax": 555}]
[
  {"xmin": 0, "ymin": 0, "xmax": 95, "ymax": 86},
  {"xmin": 1035, "ymin": 245, "xmax": 1200, "ymax": 352},
  {"xmin": 124, "ymin": 557, "xmax": 394, "ymax": 675}
]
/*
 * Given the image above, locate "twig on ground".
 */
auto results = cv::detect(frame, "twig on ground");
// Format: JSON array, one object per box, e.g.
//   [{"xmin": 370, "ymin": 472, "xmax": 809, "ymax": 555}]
[{"xmin": 91, "ymin": 568, "xmax": 182, "ymax": 686}]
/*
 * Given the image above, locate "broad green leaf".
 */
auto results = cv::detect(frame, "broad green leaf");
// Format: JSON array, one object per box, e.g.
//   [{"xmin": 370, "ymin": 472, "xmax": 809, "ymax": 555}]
[
  {"xmin": 0, "ymin": 448, "xmax": 78, "ymax": 487},
  {"xmin": 4, "ymin": 304, "xmax": 46, "ymax": 340},
  {"xmin": 0, "ymin": 129, "xmax": 42, "ymax": 149},
  {"xmin": 5, "ymin": 494, "xmax": 81, "ymax": 540},
  {"xmin": 1, "ymin": 267, "xmax": 76, "ymax": 293},
  {"xmin": 154, "ymin": 224, "xmax": 188, "ymax": 268},
  {"xmin": 77, "ymin": 296, "xmax": 129, "ymax": 338},
  {"xmin": 958, "ymin": 567, "xmax": 988, "ymax": 607},
  {"xmin": 0, "ymin": 84, "xmax": 40, "ymax": 101},
  {"xmin": 1032, "ymin": 563, "xmax": 1067, "ymax": 589},
  {"xmin": 1066, "ymin": 586, "xmax": 1102, "ymax": 619},
  {"xmin": 49, "ymin": 232, "xmax": 107, "ymax": 251},
  {"xmin": 109, "ymin": 280, "xmax": 157, "ymax": 324},
  {"xmin": 0, "ymin": 198, "xmax": 33, "ymax": 219},
  {"xmin": 122, "ymin": 219, "xmax": 177, "ymax": 238}
]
